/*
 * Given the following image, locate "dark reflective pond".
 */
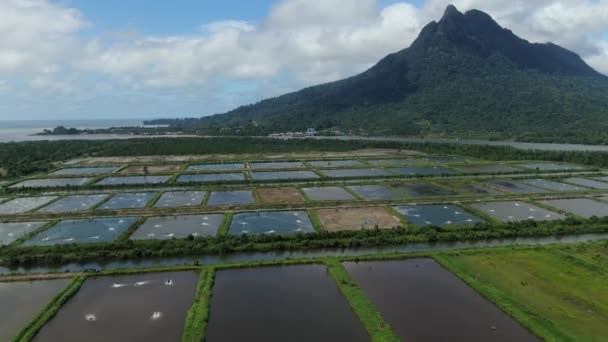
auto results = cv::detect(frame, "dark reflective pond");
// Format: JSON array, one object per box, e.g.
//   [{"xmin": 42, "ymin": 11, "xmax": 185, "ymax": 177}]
[
  {"xmin": 96, "ymin": 176, "xmax": 170, "ymax": 186},
  {"xmin": 390, "ymin": 166, "xmax": 456, "ymax": 176},
  {"xmin": 520, "ymin": 179, "xmax": 587, "ymax": 192},
  {"xmin": 393, "ymin": 183, "xmax": 455, "ymax": 197},
  {"xmin": 229, "ymin": 211, "xmax": 314, "ymax": 235},
  {"xmin": 50, "ymin": 167, "xmax": 116, "ymax": 175},
  {"xmin": 33, "ymin": 271, "xmax": 198, "ymax": 342},
  {"xmin": 456, "ymin": 164, "xmax": 520, "ymax": 173},
  {"xmin": 344, "ymin": 259, "xmax": 539, "ymax": 342},
  {"xmin": 484, "ymin": 180, "xmax": 547, "ymax": 194},
  {"xmin": 206, "ymin": 265, "xmax": 369, "ymax": 342},
  {"xmin": 207, "ymin": 190, "xmax": 254, "ymax": 206},
  {"xmin": 348, "ymin": 185, "xmax": 402, "ymax": 199}
]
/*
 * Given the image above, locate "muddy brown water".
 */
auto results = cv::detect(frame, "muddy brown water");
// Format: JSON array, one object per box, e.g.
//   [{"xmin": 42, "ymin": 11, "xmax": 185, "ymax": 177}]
[
  {"xmin": 205, "ymin": 265, "xmax": 369, "ymax": 341},
  {"xmin": 33, "ymin": 271, "xmax": 198, "ymax": 342},
  {"xmin": 343, "ymin": 259, "xmax": 539, "ymax": 342}
]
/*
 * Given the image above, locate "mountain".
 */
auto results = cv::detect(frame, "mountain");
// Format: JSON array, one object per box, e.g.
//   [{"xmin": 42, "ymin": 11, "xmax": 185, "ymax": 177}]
[{"xmin": 154, "ymin": 5, "xmax": 608, "ymax": 143}]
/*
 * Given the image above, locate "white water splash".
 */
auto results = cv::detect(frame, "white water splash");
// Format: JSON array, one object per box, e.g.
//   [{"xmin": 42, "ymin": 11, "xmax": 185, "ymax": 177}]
[
  {"xmin": 85, "ymin": 314, "xmax": 97, "ymax": 321},
  {"xmin": 151, "ymin": 312, "xmax": 163, "ymax": 320},
  {"xmin": 112, "ymin": 283, "xmax": 127, "ymax": 288},
  {"xmin": 134, "ymin": 280, "xmax": 151, "ymax": 287}
]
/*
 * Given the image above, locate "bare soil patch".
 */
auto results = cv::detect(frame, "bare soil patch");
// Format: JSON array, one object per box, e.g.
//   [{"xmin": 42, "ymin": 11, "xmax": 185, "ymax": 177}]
[
  {"xmin": 317, "ymin": 206, "xmax": 401, "ymax": 232},
  {"xmin": 256, "ymin": 187, "xmax": 305, "ymax": 204}
]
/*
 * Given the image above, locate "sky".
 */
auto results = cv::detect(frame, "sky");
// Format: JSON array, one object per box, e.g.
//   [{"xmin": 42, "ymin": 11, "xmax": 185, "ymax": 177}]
[{"xmin": 0, "ymin": 0, "xmax": 606, "ymax": 120}]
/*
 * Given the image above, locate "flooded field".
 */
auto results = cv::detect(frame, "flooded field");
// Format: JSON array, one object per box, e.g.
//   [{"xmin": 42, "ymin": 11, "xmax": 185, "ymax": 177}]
[
  {"xmin": 23, "ymin": 217, "xmax": 137, "ymax": 246},
  {"xmin": 153, "ymin": 191, "xmax": 205, "ymax": 208},
  {"xmin": 11, "ymin": 178, "xmax": 92, "ymax": 188},
  {"xmin": 343, "ymin": 259, "xmax": 538, "ymax": 341},
  {"xmin": 515, "ymin": 162, "xmax": 583, "ymax": 171},
  {"xmin": 37, "ymin": 194, "xmax": 108, "ymax": 213},
  {"xmin": 520, "ymin": 179, "xmax": 587, "ymax": 191},
  {"xmin": 131, "ymin": 214, "xmax": 224, "ymax": 239},
  {"xmin": 308, "ymin": 160, "xmax": 364, "ymax": 167},
  {"xmin": 394, "ymin": 205, "xmax": 484, "ymax": 226},
  {"xmin": 471, "ymin": 201, "xmax": 564, "ymax": 222},
  {"xmin": 187, "ymin": 163, "xmax": 244, "ymax": 171},
  {"xmin": 206, "ymin": 265, "xmax": 368, "ymax": 342},
  {"xmin": 456, "ymin": 164, "xmax": 520, "ymax": 173},
  {"xmin": 321, "ymin": 168, "xmax": 392, "ymax": 178},
  {"xmin": 250, "ymin": 171, "xmax": 319, "ymax": 180},
  {"xmin": 563, "ymin": 178, "xmax": 608, "ymax": 190},
  {"xmin": 316, "ymin": 207, "xmax": 401, "ymax": 231},
  {"xmin": 424, "ymin": 156, "xmax": 472, "ymax": 163},
  {"xmin": 348, "ymin": 185, "xmax": 402, "ymax": 199},
  {"xmin": 207, "ymin": 190, "xmax": 254, "ymax": 206},
  {"xmin": 453, "ymin": 182, "xmax": 501, "ymax": 195},
  {"xmin": 177, "ymin": 173, "xmax": 244, "ymax": 183},
  {"xmin": 0, "ymin": 221, "xmax": 48, "ymax": 245},
  {"xmin": 365, "ymin": 158, "xmax": 417, "ymax": 166},
  {"xmin": 118, "ymin": 165, "xmax": 183, "ymax": 174},
  {"xmin": 0, "ymin": 196, "xmax": 58, "ymax": 214},
  {"xmin": 390, "ymin": 166, "xmax": 456, "ymax": 176},
  {"xmin": 392, "ymin": 183, "xmax": 455, "ymax": 197},
  {"xmin": 250, "ymin": 161, "xmax": 305, "ymax": 169},
  {"xmin": 539, "ymin": 198, "xmax": 608, "ymax": 218},
  {"xmin": 33, "ymin": 271, "xmax": 198, "ymax": 342},
  {"xmin": 96, "ymin": 176, "xmax": 170, "ymax": 186},
  {"xmin": 229, "ymin": 211, "xmax": 314, "ymax": 235},
  {"xmin": 302, "ymin": 186, "xmax": 356, "ymax": 201},
  {"xmin": 51, "ymin": 167, "xmax": 116, "ymax": 175},
  {"xmin": 484, "ymin": 180, "xmax": 547, "ymax": 193},
  {"xmin": 256, "ymin": 187, "xmax": 304, "ymax": 204},
  {"xmin": 0, "ymin": 279, "xmax": 71, "ymax": 342},
  {"xmin": 98, "ymin": 192, "xmax": 156, "ymax": 210}
]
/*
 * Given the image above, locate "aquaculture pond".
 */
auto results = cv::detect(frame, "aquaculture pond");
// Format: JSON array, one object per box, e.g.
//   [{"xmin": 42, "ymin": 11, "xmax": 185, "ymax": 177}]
[
  {"xmin": 118, "ymin": 165, "xmax": 183, "ymax": 174},
  {"xmin": 50, "ymin": 167, "xmax": 116, "ymax": 175},
  {"xmin": 344, "ymin": 259, "xmax": 538, "ymax": 341},
  {"xmin": 0, "ymin": 221, "xmax": 48, "ymax": 245},
  {"xmin": 22, "ymin": 217, "xmax": 138, "ymax": 246},
  {"xmin": 250, "ymin": 171, "xmax": 320, "ymax": 180},
  {"xmin": 33, "ymin": 271, "xmax": 199, "ymax": 342},
  {"xmin": 520, "ymin": 179, "xmax": 587, "ymax": 192},
  {"xmin": 302, "ymin": 186, "xmax": 356, "ymax": 201},
  {"xmin": 186, "ymin": 163, "xmax": 244, "ymax": 171},
  {"xmin": 207, "ymin": 190, "xmax": 254, "ymax": 206},
  {"xmin": 205, "ymin": 265, "xmax": 368, "ymax": 342},
  {"xmin": 423, "ymin": 156, "xmax": 472, "ymax": 163},
  {"xmin": 36, "ymin": 194, "xmax": 108, "ymax": 213},
  {"xmin": 307, "ymin": 160, "xmax": 365, "ymax": 167},
  {"xmin": 539, "ymin": 198, "xmax": 608, "ymax": 218},
  {"xmin": 0, "ymin": 279, "xmax": 72, "ymax": 342},
  {"xmin": 316, "ymin": 207, "xmax": 401, "ymax": 231},
  {"xmin": 321, "ymin": 168, "xmax": 392, "ymax": 178},
  {"xmin": 153, "ymin": 191, "xmax": 205, "ymax": 208},
  {"xmin": 365, "ymin": 158, "xmax": 417, "ymax": 166},
  {"xmin": 348, "ymin": 185, "xmax": 402, "ymax": 199},
  {"xmin": 563, "ymin": 178, "xmax": 608, "ymax": 190},
  {"xmin": 389, "ymin": 166, "xmax": 456, "ymax": 176},
  {"xmin": 471, "ymin": 201, "xmax": 565, "ymax": 222},
  {"xmin": 130, "ymin": 214, "xmax": 224, "ymax": 240},
  {"xmin": 393, "ymin": 205, "xmax": 485, "ymax": 226},
  {"xmin": 10, "ymin": 178, "xmax": 92, "ymax": 188},
  {"xmin": 249, "ymin": 161, "xmax": 305, "ymax": 169},
  {"xmin": 177, "ymin": 173, "xmax": 244, "ymax": 183},
  {"xmin": 514, "ymin": 162, "xmax": 583, "ymax": 171},
  {"xmin": 392, "ymin": 183, "xmax": 455, "ymax": 197},
  {"xmin": 96, "ymin": 176, "xmax": 170, "ymax": 186},
  {"xmin": 98, "ymin": 192, "xmax": 156, "ymax": 210},
  {"xmin": 456, "ymin": 164, "xmax": 520, "ymax": 173},
  {"xmin": 454, "ymin": 183, "xmax": 501, "ymax": 195},
  {"xmin": 229, "ymin": 211, "xmax": 315, "ymax": 235},
  {"xmin": 0, "ymin": 196, "xmax": 58, "ymax": 215},
  {"xmin": 483, "ymin": 180, "xmax": 547, "ymax": 194}
]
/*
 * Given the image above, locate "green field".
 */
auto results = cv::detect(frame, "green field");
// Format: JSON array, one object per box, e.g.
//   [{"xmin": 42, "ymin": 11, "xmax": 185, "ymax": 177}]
[{"xmin": 438, "ymin": 242, "xmax": 608, "ymax": 341}]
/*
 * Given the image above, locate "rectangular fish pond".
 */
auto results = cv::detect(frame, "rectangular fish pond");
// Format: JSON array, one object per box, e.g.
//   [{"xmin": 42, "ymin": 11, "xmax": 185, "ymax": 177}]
[
  {"xmin": 307, "ymin": 160, "xmax": 365, "ymax": 167},
  {"xmin": 539, "ymin": 198, "xmax": 608, "ymax": 218},
  {"xmin": 229, "ymin": 211, "xmax": 315, "ymax": 235},
  {"xmin": 563, "ymin": 178, "xmax": 608, "ymax": 190},
  {"xmin": 249, "ymin": 161, "xmax": 305, "ymax": 169},
  {"xmin": 98, "ymin": 192, "xmax": 156, "ymax": 210},
  {"xmin": 22, "ymin": 217, "xmax": 138, "ymax": 246},
  {"xmin": 343, "ymin": 259, "xmax": 538, "ymax": 342},
  {"xmin": 118, "ymin": 165, "xmax": 183, "ymax": 174},
  {"xmin": 393, "ymin": 205, "xmax": 485, "ymax": 226},
  {"xmin": 50, "ymin": 167, "xmax": 117, "ymax": 176},
  {"xmin": 455, "ymin": 164, "xmax": 521, "ymax": 173},
  {"xmin": 10, "ymin": 177, "xmax": 92, "ymax": 188},
  {"xmin": 96, "ymin": 176, "xmax": 170, "ymax": 186},
  {"xmin": 153, "ymin": 191, "xmax": 205, "ymax": 208},
  {"xmin": 389, "ymin": 166, "xmax": 456, "ymax": 176},
  {"xmin": 186, "ymin": 163, "xmax": 245, "ymax": 171},
  {"xmin": 205, "ymin": 265, "xmax": 368, "ymax": 342},
  {"xmin": 320, "ymin": 168, "xmax": 392, "ymax": 178},
  {"xmin": 36, "ymin": 194, "xmax": 108, "ymax": 213},
  {"xmin": 0, "ymin": 279, "xmax": 72, "ymax": 342},
  {"xmin": 177, "ymin": 173, "xmax": 245, "ymax": 183},
  {"xmin": 365, "ymin": 158, "xmax": 417, "ymax": 166},
  {"xmin": 250, "ymin": 171, "xmax": 320, "ymax": 180},
  {"xmin": 347, "ymin": 185, "xmax": 403, "ymax": 199},
  {"xmin": 0, "ymin": 221, "xmax": 48, "ymax": 245},
  {"xmin": 32, "ymin": 271, "xmax": 199, "ymax": 342},
  {"xmin": 519, "ymin": 179, "xmax": 588, "ymax": 192},
  {"xmin": 130, "ymin": 214, "xmax": 224, "ymax": 240},
  {"xmin": 483, "ymin": 180, "xmax": 548, "ymax": 194},
  {"xmin": 207, "ymin": 190, "xmax": 254, "ymax": 206},
  {"xmin": 302, "ymin": 186, "xmax": 356, "ymax": 201},
  {"xmin": 392, "ymin": 183, "xmax": 456, "ymax": 197},
  {"xmin": 514, "ymin": 162, "xmax": 584, "ymax": 171},
  {"xmin": 316, "ymin": 207, "xmax": 402, "ymax": 231},
  {"xmin": 0, "ymin": 196, "xmax": 58, "ymax": 215},
  {"xmin": 470, "ymin": 201, "xmax": 565, "ymax": 222}
]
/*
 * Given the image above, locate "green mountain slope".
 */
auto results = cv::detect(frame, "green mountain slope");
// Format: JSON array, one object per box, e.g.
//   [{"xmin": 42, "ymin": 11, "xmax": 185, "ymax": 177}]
[{"xmin": 154, "ymin": 5, "xmax": 608, "ymax": 142}]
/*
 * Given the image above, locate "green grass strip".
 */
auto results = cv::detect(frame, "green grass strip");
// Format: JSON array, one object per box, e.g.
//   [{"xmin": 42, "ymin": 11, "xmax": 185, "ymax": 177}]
[
  {"xmin": 182, "ymin": 267, "xmax": 215, "ymax": 342},
  {"xmin": 13, "ymin": 275, "xmax": 87, "ymax": 342},
  {"xmin": 217, "ymin": 212, "xmax": 233, "ymax": 236},
  {"xmin": 307, "ymin": 208, "xmax": 323, "ymax": 232},
  {"xmin": 325, "ymin": 259, "xmax": 399, "ymax": 342}
]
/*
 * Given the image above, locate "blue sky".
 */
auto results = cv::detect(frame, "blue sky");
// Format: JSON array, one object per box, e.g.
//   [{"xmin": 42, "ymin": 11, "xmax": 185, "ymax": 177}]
[{"xmin": 0, "ymin": 0, "xmax": 606, "ymax": 120}]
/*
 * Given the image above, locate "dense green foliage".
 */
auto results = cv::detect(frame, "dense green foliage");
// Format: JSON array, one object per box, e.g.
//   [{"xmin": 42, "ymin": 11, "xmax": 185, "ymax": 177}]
[{"xmin": 149, "ymin": 7, "xmax": 608, "ymax": 143}]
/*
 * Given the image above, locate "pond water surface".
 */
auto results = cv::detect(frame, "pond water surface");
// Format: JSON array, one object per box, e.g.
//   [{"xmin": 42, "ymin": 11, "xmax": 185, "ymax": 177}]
[
  {"xmin": 207, "ymin": 190, "xmax": 254, "ymax": 206},
  {"xmin": 153, "ymin": 191, "xmax": 205, "ymax": 208},
  {"xmin": 37, "ymin": 194, "xmax": 108, "ymax": 213},
  {"xmin": 23, "ymin": 217, "xmax": 138, "ymax": 246},
  {"xmin": 539, "ymin": 198, "xmax": 608, "ymax": 218},
  {"xmin": 393, "ymin": 205, "xmax": 484, "ymax": 226},
  {"xmin": 11, "ymin": 178, "xmax": 92, "ymax": 188},
  {"xmin": 348, "ymin": 185, "xmax": 402, "ymax": 199},
  {"xmin": 177, "ymin": 173, "xmax": 244, "ymax": 183},
  {"xmin": 250, "ymin": 171, "xmax": 319, "ymax": 180},
  {"xmin": 302, "ymin": 186, "xmax": 356, "ymax": 201},
  {"xmin": 96, "ymin": 176, "xmax": 170, "ymax": 186},
  {"xmin": 392, "ymin": 183, "xmax": 455, "ymax": 197},
  {"xmin": 131, "ymin": 214, "xmax": 224, "ymax": 240},
  {"xmin": 321, "ymin": 168, "xmax": 392, "ymax": 178},
  {"xmin": 98, "ymin": 192, "xmax": 156, "ymax": 210},
  {"xmin": 229, "ymin": 211, "xmax": 314, "ymax": 235},
  {"xmin": 0, "ymin": 221, "xmax": 48, "ymax": 245},
  {"xmin": 0, "ymin": 196, "xmax": 58, "ymax": 214},
  {"xmin": 471, "ymin": 201, "xmax": 564, "ymax": 222}
]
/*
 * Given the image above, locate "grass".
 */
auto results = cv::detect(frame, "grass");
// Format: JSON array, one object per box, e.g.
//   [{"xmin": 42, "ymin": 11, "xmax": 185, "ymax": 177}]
[
  {"xmin": 182, "ymin": 267, "xmax": 214, "ymax": 342},
  {"xmin": 436, "ymin": 241, "xmax": 608, "ymax": 341}
]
